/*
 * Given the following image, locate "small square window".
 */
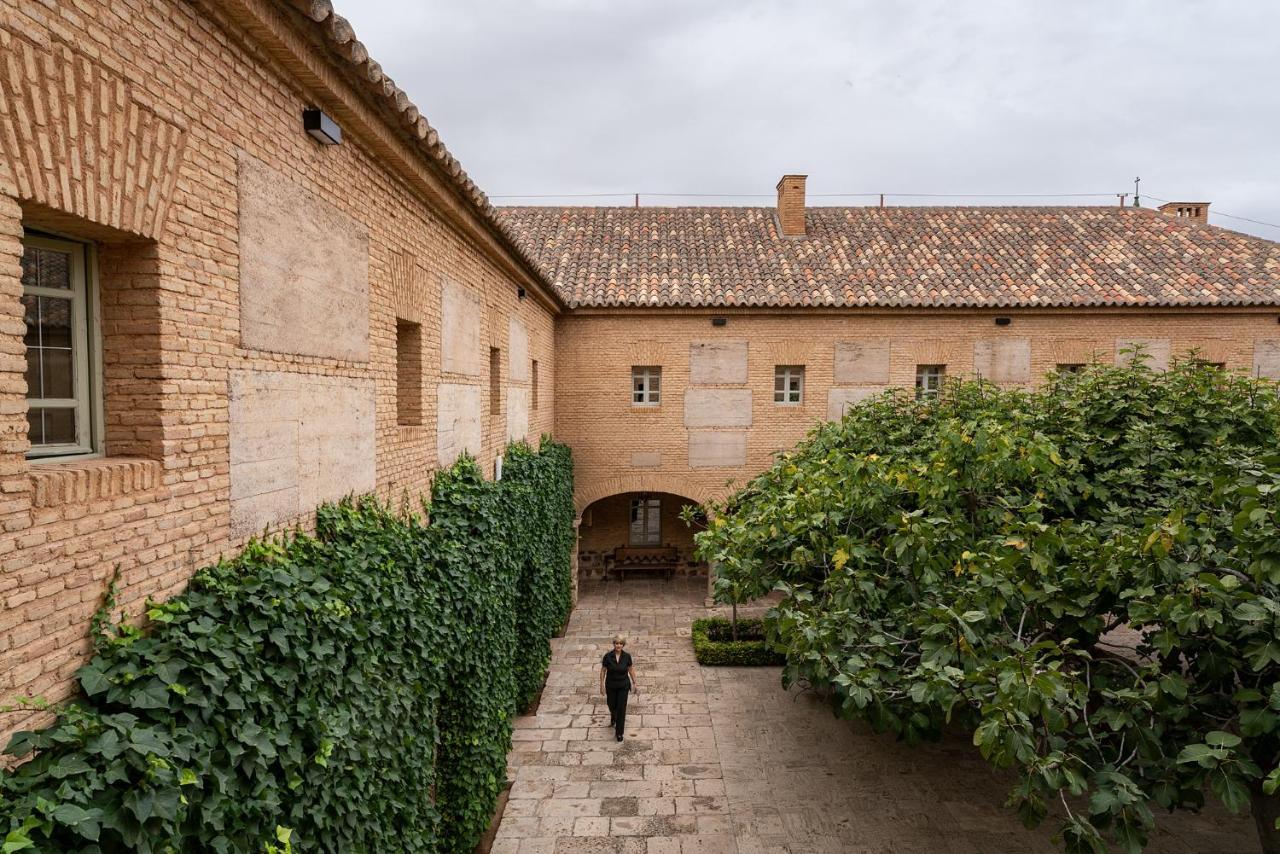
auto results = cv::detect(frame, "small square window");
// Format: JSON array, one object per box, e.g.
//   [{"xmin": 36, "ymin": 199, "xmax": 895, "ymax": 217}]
[
  {"xmin": 915, "ymin": 364, "xmax": 945, "ymax": 398},
  {"xmin": 632, "ymin": 366, "xmax": 661, "ymax": 405},
  {"xmin": 774, "ymin": 365, "xmax": 804, "ymax": 404}
]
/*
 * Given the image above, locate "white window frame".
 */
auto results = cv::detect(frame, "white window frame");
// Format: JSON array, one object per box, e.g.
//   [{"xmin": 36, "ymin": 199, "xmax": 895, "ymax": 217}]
[
  {"xmin": 632, "ymin": 366, "xmax": 661, "ymax": 406},
  {"xmin": 22, "ymin": 234, "xmax": 101, "ymax": 460},
  {"xmin": 915, "ymin": 364, "xmax": 945, "ymax": 399},
  {"xmin": 774, "ymin": 365, "xmax": 804, "ymax": 404},
  {"xmin": 629, "ymin": 496, "xmax": 661, "ymax": 546}
]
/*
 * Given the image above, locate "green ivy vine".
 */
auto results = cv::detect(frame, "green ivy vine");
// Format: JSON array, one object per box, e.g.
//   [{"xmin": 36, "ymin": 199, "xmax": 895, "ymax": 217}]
[{"xmin": 0, "ymin": 438, "xmax": 575, "ymax": 853}]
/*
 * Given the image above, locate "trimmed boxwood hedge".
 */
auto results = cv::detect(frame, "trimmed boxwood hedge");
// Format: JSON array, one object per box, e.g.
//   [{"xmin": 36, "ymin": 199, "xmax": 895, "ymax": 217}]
[
  {"xmin": 691, "ymin": 617, "xmax": 785, "ymax": 666},
  {"xmin": 0, "ymin": 439, "xmax": 574, "ymax": 853}
]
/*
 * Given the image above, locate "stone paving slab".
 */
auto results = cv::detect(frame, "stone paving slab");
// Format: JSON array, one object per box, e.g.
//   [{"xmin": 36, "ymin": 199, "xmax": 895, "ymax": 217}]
[{"xmin": 495, "ymin": 577, "xmax": 1260, "ymax": 853}]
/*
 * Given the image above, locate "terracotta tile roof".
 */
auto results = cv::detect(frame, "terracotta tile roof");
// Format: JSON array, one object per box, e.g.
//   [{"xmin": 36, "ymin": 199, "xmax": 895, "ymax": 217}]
[{"xmin": 497, "ymin": 205, "xmax": 1280, "ymax": 309}]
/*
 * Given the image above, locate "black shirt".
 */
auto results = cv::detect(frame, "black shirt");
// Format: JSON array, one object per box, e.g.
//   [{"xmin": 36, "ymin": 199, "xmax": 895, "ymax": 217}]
[{"xmin": 601, "ymin": 650, "xmax": 633, "ymax": 688}]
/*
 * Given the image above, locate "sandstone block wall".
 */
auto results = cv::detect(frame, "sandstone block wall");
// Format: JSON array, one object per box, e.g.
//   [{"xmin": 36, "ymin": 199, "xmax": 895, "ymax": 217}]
[{"xmin": 0, "ymin": 0, "xmax": 556, "ymax": 737}]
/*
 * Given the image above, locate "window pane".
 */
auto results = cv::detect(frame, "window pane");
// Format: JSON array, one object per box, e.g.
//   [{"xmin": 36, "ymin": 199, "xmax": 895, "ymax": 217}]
[
  {"xmin": 38, "ymin": 297, "xmax": 73, "ymax": 347},
  {"xmin": 649, "ymin": 373, "xmax": 660, "ymax": 391},
  {"xmin": 21, "ymin": 294, "xmax": 38, "ymax": 347},
  {"xmin": 28, "ymin": 407, "xmax": 76, "ymax": 447},
  {"xmin": 21, "ymin": 246, "xmax": 72, "ymax": 291},
  {"xmin": 40, "ymin": 346, "xmax": 73, "ymax": 398}
]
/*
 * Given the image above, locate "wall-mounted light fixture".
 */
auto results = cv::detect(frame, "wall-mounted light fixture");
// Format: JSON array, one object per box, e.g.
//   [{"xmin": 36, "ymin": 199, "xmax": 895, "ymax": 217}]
[
  {"xmin": 303, "ymin": 108, "xmax": 342, "ymax": 145},
  {"xmin": 517, "ymin": 287, "xmax": 527, "ymax": 301},
  {"xmin": 994, "ymin": 316, "xmax": 1012, "ymax": 326},
  {"xmin": 711, "ymin": 317, "xmax": 728, "ymax": 327}
]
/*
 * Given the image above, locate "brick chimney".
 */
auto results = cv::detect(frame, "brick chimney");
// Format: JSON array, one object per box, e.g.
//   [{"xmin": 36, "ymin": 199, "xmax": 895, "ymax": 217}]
[
  {"xmin": 776, "ymin": 174, "xmax": 808, "ymax": 237},
  {"xmin": 1158, "ymin": 201, "xmax": 1210, "ymax": 224}
]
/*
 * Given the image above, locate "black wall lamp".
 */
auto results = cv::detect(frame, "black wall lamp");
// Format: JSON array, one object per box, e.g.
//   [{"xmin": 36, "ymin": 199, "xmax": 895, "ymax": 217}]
[
  {"xmin": 303, "ymin": 109, "xmax": 342, "ymax": 145},
  {"xmin": 994, "ymin": 316, "xmax": 1012, "ymax": 326},
  {"xmin": 711, "ymin": 317, "xmax": 728, "ymax": 327},
  {"xmin": 517, "ymin": 287, "xmax": 527, "ymax": 301}
]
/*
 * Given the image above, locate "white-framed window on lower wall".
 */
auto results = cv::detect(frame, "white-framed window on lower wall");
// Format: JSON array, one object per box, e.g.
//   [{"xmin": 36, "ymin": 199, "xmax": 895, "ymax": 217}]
[
  {"xmin": 629, "ymin": 496, "xmax": 661, "ymax": 545},
  {"xmin": 632, "ymin": 366, "xmax": 661, "ymax": 405},
  {"xmin": 21, "ymin": 234, "xmax": 100, "ymax": 459},
  {"xmin": 915, "ymin": 364, "xmax": 945, "ymax": 398},
  {"xmin": 774, "ymin": 364, "xmax": 804, "ymax": 404}
]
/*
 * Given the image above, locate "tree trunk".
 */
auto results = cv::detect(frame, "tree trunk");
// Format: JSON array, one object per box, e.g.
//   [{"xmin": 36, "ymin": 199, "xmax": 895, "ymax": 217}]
[
  {"xmin": 1252, "ymin": 782, "xmax": 1280, "ymax": 854},
  {"xmin": 731, "ymin": 600, "xmax": 738, "ymax": 642}
]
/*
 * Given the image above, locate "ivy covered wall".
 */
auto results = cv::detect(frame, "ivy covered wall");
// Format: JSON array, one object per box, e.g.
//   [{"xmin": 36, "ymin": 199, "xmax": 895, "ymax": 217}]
[{"xmin": 0, "ymin": 439, "xmax": 575, "ymax": 853}]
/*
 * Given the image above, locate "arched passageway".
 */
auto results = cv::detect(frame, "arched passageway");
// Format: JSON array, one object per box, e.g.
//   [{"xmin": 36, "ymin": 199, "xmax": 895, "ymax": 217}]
[{"xmin": 577, "ymin": 491, "xmax": 708, "ymax": 584}]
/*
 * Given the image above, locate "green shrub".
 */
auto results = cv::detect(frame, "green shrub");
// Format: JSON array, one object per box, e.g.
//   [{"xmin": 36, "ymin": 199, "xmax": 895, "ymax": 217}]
[
  {"xmin": 0, "ymin": 439, "xmax": 575, "ymax": 853},
  {"xmin": 696, "ymin": 360, "xmax": 1280, "ymax": 852},
  {"xmin": 691, "ymin": 618, "xmax": 785, "ymax": 666}
]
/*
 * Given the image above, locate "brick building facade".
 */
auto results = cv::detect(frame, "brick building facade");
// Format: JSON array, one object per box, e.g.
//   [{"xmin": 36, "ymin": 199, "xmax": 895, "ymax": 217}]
[
  {"xmin": 4, "ymin": 0, "xmax": 1280, "ymax": 739},
  {"xmin": 0, "ymin": 0, "xmax": 560, "ymax": 738}
]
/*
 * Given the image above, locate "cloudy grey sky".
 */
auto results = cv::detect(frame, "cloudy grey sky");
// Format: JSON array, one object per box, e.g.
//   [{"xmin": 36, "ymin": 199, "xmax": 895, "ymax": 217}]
[{"xmin": 342, "ymin": 1, "xmax": 1280, "ymax": 240}]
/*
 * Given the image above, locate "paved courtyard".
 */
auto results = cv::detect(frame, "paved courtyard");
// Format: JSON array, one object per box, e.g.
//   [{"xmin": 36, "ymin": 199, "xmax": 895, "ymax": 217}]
[{"xmin": 495, "ymin": 577, "xmax": 1261, "ymax": 853}]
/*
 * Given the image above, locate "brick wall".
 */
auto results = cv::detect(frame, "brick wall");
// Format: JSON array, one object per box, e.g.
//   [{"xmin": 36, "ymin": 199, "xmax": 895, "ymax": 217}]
[
  {"xmin": 0, "ymin": 0, "xmax": 556, "ymax": 738},
  {"xmin": 556, "ymin": 308, "xmax": 1280, "ymax": 513}
]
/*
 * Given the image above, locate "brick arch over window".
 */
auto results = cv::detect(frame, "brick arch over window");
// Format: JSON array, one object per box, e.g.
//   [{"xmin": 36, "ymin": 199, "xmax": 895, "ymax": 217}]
[{"xmin": 574, "ymin": 475, "xmax": 725, "ymax": 515}]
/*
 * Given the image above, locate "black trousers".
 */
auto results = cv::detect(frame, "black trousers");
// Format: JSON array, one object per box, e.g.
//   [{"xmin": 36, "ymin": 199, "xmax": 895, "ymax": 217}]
[{"xmin": 605, "ymin": 684, "xmax": 630, "ymax": 736}]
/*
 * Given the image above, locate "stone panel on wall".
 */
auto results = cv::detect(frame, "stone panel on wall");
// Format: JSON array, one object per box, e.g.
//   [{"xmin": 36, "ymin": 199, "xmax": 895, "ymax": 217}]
[
  {"xmin": 689, "ymin": 340, "xmax": 748, "ymax": 385},
  {"xmin": 684, "ymin": 388, "xmax": 752, "ymax": 428},
  {"xmin": 973, "ymin": 338, "xmax": 1031, "ymax": 383},
  {"xmin": 441, "ymin": 278, "xmax": 484, "ymax": 376},
  {"xmin": 1116, "ymin": 337, "xmax": 1170, "ymax": 371},
  {"xmin": 509, "ymin": 317, "xmax": 530, "ymax": 382},
  {"xmin": 1254, "ymin": 340, "xmax": 1280, "ymax": 379},
  {"xmin": 507, "ymin": 387, "xmax": 530, "ymax": 441},
  {"xmin": 437, "ymin": 383, "xmax": 483, "ymax": 465},
  {"xmin": 826, "ymin": 387, "xmax": 884, "ymax": 421},
  {"xmin": 688, "ymin": 431, "xmax": 748, "ymax": 468},
  {"xmin": 631, "ymin": 451, "xmax": 661, "ymax": 468},
  {"xmin": 834, "ymin": 341, "xmax": 890, "ymax": 384},
  {"xmin": 237, "ymin": 155, "xmax": 370, "ymax": 361},
  {"xmin": 229, "ymin": 370, "xmax": 376, "ymax": 537}
]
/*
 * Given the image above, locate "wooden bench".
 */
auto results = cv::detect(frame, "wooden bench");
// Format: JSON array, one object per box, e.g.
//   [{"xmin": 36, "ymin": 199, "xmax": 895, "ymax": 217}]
[{"xmin": 605, "ymin": 546, "xmax": 680, "ymax": 581}]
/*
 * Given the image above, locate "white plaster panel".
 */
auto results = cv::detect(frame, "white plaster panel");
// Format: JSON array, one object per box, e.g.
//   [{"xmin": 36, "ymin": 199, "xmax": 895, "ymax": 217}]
[
  {"xmin": 973, "ymin": 338, "xmax": 1031, "ymax": 383},
  {"xmin": 684, "ymin": 388, "xmax": 753, "ymax": 428},
  {"xmin": 229, "ymin": 370, "xmax": 376, "ymax": 537},
  {"xmin": 689, "ymin": 340, "xmax": 748, "ymax": 385},
  {"xmin": 508, "ymin": 317, "xmax": 530, "ymax": 382},
  {"xmin": 237, "ymin": 155, "xmax": 370, "ymax": 361},
  {"xmin": 1116, "ymin": 338, "xmax": 1170, "ymax": 371},
  {"xmin": 441, "ymin": 278, "xmax": 483, "ymax": 377},
  {"xmin": 1254, "ymin": 340, "xmax": 1280, "ymax": 380},
  {"xmin": 437, "ymin": 383, "xmax": 483, "ymax": 465},
  {"xmin": 688, "ymin": 431, "xmax": 748, "ymax": 468},
  {"xmin": 506, "ymin": 387, "xmax": 530, "ymax": 442},
  {"xmin": 630, "ymin": 452, "xmax": 662, "ymax": 468},
  {"xmin": 834, "ymin": 341, "xmax": 890, "ymax": 384},
  {"xmin": 826, "ymin": 387, "xmax": 883, "ymax": 421}
]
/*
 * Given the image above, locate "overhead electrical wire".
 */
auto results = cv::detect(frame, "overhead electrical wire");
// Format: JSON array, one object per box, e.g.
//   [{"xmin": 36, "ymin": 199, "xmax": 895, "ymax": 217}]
[{"xmin": 1143, "ymin": 193, "xmax": 1280, "ymax": 232}]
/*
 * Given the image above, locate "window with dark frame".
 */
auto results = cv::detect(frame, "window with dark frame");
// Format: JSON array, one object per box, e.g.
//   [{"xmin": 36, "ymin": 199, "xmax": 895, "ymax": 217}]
[
  {"xmin": 774, "ymin": 365, "xmax": 804, "ymax": 404},
  {"xmin": 629, "ymin": 496, "xmax": 661, "ymax": 545},
  {"xmin": 22, "ymin": 236, "xmax": 96, "ymax": 458},
  {"xmin": 489, "ymin": 347, "xmax": 501, "ymax": 415},
  {"xmin": 632, "ymin": 366, "xmax": 661, "ymax": 405},
  {"xmin": 531, "ymin": 359, "xmax": 539, "ymax": 410},
  {"xmin": 1056, "ymin": 363, "xmax": 1086, "ymax": 374},
  {"xmin": 915, "ymin": 364, "xmax": 945, "ymax": 398}
]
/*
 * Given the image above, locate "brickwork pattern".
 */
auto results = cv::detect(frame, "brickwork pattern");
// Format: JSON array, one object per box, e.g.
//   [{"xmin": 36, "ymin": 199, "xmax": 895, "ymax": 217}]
[
  {"xmin": 557, "ymin": 310, "xmax": 1280, "ymax": 511},
  {"xmin": 0, "ymin": 0, "xmax": 555, "ymax": 739}
]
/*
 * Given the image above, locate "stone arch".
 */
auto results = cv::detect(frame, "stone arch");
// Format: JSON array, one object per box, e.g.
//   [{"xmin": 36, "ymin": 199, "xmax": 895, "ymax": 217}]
[{"xmin": 574, "ymin": 474, "xmax": 725, "ymax": 515}]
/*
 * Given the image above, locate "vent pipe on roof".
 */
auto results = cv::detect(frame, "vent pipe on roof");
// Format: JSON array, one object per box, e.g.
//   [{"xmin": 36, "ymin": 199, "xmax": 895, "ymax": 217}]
[
  {"xmin": 1158, "ymin": 201, "xmax": 1210, "ymax": 224},
  {"xmin": 776, "ymin": 174, "xmax": 808, "ymax": 237}
]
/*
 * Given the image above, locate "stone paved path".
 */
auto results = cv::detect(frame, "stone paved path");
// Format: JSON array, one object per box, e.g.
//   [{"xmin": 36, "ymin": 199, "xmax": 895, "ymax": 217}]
[{"xmin": 494, "ymin": 578, "xmax": 1260, "ymax": 853}]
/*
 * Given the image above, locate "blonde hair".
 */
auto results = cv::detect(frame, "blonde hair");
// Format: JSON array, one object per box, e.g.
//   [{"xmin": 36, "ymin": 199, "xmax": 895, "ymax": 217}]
[{"xmin": 612, "ymin": 634, "xmax": 627, "ymax": 646}]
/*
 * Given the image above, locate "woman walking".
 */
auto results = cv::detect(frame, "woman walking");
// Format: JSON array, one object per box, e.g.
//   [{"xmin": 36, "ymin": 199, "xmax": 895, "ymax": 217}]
[{"xmin": 600, "ymin": 634, "xmax": 639, "ymax": 741}]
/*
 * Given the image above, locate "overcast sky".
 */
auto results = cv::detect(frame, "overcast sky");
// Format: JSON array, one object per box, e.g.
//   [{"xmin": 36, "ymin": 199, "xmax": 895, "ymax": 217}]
[{"xmin": 342, "ymin": 1, "xmax": 1280, "ymax": 240}]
